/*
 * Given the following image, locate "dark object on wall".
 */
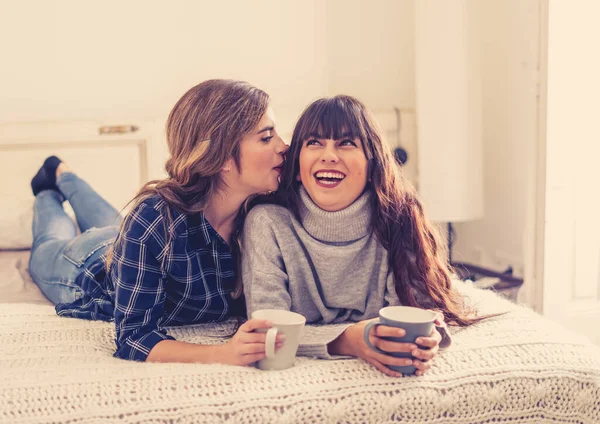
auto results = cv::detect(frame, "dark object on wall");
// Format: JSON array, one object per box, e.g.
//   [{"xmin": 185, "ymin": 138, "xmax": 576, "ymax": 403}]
[
  {"xmin": 394, "ymin": 147, "xmax": 408, "ymax": 166},
  {"xmin": 453, "ymin": 261, "xmax": 524, "ymax": 302}
]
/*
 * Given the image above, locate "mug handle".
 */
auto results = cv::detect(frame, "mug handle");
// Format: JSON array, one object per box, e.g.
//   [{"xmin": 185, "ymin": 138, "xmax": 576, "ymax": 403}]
[
  {"xmin": 363, "ymin": 319, "xmax": 385, "ymax": 354},
  {"xmin": 265, "ymin": 327, "xmax": 278, "ymax": 359}
]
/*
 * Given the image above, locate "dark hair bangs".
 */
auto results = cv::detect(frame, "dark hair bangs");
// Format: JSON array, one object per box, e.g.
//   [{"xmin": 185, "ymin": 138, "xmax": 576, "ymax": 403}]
[{"xmin": 296, "ymin": 97, "xmax": 365, "ymax": 142}]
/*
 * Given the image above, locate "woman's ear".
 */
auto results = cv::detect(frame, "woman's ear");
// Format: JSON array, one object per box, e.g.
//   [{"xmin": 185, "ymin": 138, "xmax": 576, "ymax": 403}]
[
  {"xmin": 296, "ymin": 173, "xmax": 301, "ymax": 182},
  {"xmin": 221, "ymin": 158, "xmax": 233, "ymax": 173}
]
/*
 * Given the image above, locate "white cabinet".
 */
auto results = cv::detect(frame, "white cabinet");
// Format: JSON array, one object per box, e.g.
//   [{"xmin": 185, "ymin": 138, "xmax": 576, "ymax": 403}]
[{"xmin": 0, "ymin": 120, "xmax": 166, "ymax": 213}]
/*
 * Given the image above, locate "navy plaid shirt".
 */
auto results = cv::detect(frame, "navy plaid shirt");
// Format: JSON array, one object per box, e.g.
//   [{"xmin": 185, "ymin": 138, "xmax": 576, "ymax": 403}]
[{"xmin": 56, "ymin": 196, "xmax": 244, "ymax": 361}]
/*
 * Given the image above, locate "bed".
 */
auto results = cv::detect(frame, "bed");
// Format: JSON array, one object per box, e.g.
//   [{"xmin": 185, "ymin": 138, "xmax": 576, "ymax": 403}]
[{"xmin": 1, "ymin": 120, "xmax": 599, "ymax": 423}]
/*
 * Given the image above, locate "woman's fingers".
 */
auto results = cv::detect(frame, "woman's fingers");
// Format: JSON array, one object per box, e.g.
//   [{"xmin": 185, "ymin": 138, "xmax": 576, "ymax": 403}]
[
  {"xmin": 242, "ymin": 343, "xmax": 268, "ymax": 355},
  {"xmin": 429, "ymin": 326, "xmax": 443, "ymax": 341},
  {"xmin": 371, "ymin": 324, "xmax": 406, "ymax": 338},
  {"xmin": 413, "ymin": 358, "xmax": 432, "ymax": 376},
  {"xmin": 415, "ymin": 335, "xmax": 439, "ymax": 349},
  {"xmin": 365, "ymin": 352, "xmax": 434, "ymax": 377},
  {"xmin": 413, "ymin": 359, "xmax": 431, "ymax": 371},
  {"xmin": 239, "ymin": 318, "xmax": 273, "ymax": 333},
  {"xmin": 241, "ymin": 342, "xmax": 285, "ymax": 355},
  {"xmin": 374, "ymin": 338, "xmax": 418, "ymax": 353},
  {"xmin": 372, "ymin": 337, "xmax": 439, "ymax": 361},
  {"xmin": 239, "ymin": 331, "xmax": 286, "ymax": 344},
  {"xmin": 370, "ymin": 328, "xmax": 440, "ymax": 356},
  {"xmin": 413, "ymin": 344, "xmax": 438, "ymax": 361},
  {"xmin": 368, "ymin": 350, "xmax": 414, "ymax": 369},
  {"xmin": 241, "ymin": 352, "xmax": 267, "ymax": 365}
]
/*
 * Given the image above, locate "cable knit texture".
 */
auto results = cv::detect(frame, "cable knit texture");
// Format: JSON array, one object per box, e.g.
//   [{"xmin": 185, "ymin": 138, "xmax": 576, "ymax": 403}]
[{"xmin": 2, "ymin": 281, "xmax": 600, "ymax": 423}]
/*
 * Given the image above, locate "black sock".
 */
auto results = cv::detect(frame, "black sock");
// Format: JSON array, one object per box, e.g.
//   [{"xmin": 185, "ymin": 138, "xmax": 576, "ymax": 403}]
[
  {"xmin": 43, "ymin": 156, "xmax": 62, "ymax": 185},
  {"xmin": 31, "ymin": 165, "xmax": 58, "ymax": 196}
]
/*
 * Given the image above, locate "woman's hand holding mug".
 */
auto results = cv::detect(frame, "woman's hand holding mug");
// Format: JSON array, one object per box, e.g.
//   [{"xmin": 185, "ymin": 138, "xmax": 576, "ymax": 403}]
[
  {"xmin": 219, "ymin": 318, "xmax": 286, "ymax": 366},
  {"xmin": 330, "ymin": 307, "xmax": 444, "ymax": 377}
]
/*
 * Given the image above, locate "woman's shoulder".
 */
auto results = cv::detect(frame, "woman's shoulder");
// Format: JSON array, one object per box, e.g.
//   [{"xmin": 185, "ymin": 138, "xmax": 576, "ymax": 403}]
[
  {"xmin": 124, "ymin": 195, "xmax": 187, "ymax": 240},
  {"xmin": 129, "ymin": 195, "xmax": 169, "ymax": 222},
  {"xmin": 245, "ymin": 203, "xmax": 294, "ymax": 232},
  {"xmin": 134, "ymin": 194, "xmax": 189, "ymax": 220}
]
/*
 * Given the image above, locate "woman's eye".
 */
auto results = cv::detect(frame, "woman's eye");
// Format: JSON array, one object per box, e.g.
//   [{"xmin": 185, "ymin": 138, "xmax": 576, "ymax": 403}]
[
  {"xmin": 340, "ymin": 139, "xmax": 357, "ymax": 146},
  {"xmin": 306, "ymin": 139, "xmax": 320, "ymax": 146},
  {"xmin": 261, "ymin": 136, "xmax": 274, "ymax": 143}
]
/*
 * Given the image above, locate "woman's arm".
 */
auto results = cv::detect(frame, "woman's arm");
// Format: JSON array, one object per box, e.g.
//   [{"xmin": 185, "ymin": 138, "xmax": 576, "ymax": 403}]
[
  {"xmin": 146, "ymin": 340, "xmax": 221, "ymax": 363},
  {"xmin": 242, "ymin": 207, "xmax": 352, "ymax": 359},
  {"xmin": 112, "ymin": 202, "xmax": 279, "ymax": 364},
  {"xmin": 111, "ymin": 203, "xmax": 174, "ymax": 361},
  {"xmin": 147, "ymin": 318, "xmax": 283, "ymax": 365}
]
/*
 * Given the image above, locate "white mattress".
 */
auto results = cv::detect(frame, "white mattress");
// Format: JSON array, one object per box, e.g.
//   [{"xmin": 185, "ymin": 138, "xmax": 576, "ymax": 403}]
[
  {"xmin": 1, "ymin": 280, "xmax": 600, "ymax": 423},
  {"xmin": 0, "ymin": 250, "xmax": 51, "ymax": 305}
]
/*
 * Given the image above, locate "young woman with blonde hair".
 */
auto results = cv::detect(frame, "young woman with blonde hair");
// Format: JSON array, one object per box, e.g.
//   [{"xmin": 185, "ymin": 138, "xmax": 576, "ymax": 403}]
[
  {"xmin": 28, "ymin": 79, "xmax": 288, "ymax": 364},
  {"xmin": 242, "ymin": 95, "xmax": 486, "ymax": 377}
]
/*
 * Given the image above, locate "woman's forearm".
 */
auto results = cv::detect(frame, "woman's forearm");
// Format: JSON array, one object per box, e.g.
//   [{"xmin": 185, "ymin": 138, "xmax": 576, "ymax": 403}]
[
  {"xmin": 146, "ymin": 339, "xmax": 223, "ymax": 363},
  {"xmin": 327, "ymin": 325, "xmax": 357, "ymax": 357}
]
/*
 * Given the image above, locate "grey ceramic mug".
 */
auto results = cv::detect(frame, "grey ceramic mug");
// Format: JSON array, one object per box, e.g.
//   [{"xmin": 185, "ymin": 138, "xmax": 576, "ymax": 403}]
[{"xmin": 363, "ymin": 306, "xmax": 436, "ymax": 375}]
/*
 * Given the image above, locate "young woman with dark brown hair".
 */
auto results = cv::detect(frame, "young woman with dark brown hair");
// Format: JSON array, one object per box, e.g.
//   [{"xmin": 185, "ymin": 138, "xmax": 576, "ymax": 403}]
[
  {"xmin": 28, "ymin": 79, "xmax": 288, "ymax": 364},
  {"xmin": 242, "ymin": 95, "xmax": 483, "ymax": 377}
]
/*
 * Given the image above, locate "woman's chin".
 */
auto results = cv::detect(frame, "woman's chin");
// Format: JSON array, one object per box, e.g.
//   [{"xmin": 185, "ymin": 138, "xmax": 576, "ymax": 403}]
[{"xmin": 256, "ymin": 183, "xmax": 278, "ymax": 196}]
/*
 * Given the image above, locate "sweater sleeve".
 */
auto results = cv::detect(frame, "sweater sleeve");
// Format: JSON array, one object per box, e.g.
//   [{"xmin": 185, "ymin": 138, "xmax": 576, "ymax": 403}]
[{"xmin": 242, "ymin": 207, "xmax": 352, "ymax": 359}]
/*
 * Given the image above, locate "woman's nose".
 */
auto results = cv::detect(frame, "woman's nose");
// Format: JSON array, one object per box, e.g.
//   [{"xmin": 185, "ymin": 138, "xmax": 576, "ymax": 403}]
[
  {"xmin": 277, "ymin": 137, "xmax": 289, "ymax": 154},
  {"xmin": 321, "ymin": 148, "xmax": 339, "ymax": 163}
]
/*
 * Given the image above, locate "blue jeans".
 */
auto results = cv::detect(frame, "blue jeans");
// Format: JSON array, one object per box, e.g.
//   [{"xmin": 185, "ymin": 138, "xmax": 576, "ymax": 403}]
[{"xmin": 29, "ymin": 172, "xmax": 123, "ymax": 305}]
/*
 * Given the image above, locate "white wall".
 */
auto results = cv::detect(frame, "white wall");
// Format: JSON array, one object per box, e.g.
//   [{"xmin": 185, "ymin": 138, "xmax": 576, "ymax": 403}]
[
  {"xmin": 325, "ymin": 0, "xmax": 418, "ymax": 183},
  {"xmin": 0, "ymin": 0, "xmax": 329, "ymax": 135},
  {"xmin": 453, "ymin": 0, "xmax": 541, "ymax": 282},
  {"xmin": 1, "ymin": 0, "xmax": 537, "ymax": 288},
  {"xmin": 326, "ymin": 0, "xmax": 415, "ymax": 110},
  {"xmin": 325, "ymin": 0, "xmax": 540, "ymax": 289},
  {"xmin": 541, "ymin": 0, "xmax": 600, "ymax": 344}
]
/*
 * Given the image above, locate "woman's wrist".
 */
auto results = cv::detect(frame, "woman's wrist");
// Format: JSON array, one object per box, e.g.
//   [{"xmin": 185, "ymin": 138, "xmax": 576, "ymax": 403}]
[
  {"xmin": 209, "ymin": 343, "xmax": 230, "ymax": 364},
  {"xmin": 328, "ymin": 325, "xmax": 357, "ymax": 357}
]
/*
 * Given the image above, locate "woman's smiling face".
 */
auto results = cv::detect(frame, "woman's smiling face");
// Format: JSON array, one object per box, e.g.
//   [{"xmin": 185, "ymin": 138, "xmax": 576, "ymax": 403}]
[{"xmin": 298, "ymin": 133, "xmax": 369, "ymax": 212}]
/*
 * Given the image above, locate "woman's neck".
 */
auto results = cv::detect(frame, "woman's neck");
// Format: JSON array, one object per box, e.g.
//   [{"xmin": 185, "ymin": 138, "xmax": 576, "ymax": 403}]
[
  {"xmin": 297, "ymin": 186, "xmax": 372, "ymax": 243},
  {"xmin": 203, "ymin": 188, "xmax": 247, "ymax": 245}
]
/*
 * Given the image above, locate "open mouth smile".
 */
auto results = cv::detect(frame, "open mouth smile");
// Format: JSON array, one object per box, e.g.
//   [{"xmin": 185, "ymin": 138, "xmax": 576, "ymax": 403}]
[{"xmin": 314, "ymin": 170, "xmax": 346, "ymax": 188}]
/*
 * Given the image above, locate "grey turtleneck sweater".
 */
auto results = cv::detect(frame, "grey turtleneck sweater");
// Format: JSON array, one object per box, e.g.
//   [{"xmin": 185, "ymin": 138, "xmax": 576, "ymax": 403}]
[{"xmin": 242, "ymin": 187, "xmax": 450, "ymax": 359}]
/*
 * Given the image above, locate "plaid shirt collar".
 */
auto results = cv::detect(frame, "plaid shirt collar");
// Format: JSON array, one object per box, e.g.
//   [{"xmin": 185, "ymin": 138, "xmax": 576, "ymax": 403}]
[
  {"xmin": 197, "ymin": 212, "xmax": 240, "ymax": 250},
  {"xmin": 198, "ymin": 213, "xmax": 217, "ymax": 247}
]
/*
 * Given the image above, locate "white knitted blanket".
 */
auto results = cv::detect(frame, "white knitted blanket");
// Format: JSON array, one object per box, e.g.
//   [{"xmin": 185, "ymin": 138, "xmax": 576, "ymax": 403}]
[{"xmin": 2, "ymin": 282, "xmax": 600, "ymax": 424}]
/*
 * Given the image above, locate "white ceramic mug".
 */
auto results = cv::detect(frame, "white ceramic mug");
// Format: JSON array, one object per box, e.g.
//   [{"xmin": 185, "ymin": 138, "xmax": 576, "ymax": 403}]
[{"xmin": 251, "ymin": 309, "xmax": 306, "ymax": 371}]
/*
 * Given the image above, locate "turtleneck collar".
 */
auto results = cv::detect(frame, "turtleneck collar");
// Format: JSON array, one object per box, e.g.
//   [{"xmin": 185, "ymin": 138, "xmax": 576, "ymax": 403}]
[{"xmin": 298, "ymin": 186, "xmax": 372, "ymax": 243}]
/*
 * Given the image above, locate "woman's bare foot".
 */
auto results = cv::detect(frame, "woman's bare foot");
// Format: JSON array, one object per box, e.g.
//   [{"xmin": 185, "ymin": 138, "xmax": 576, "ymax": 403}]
[{"xmin": 56, "ymin": 162, "xmax": 72, "ymax": 179}]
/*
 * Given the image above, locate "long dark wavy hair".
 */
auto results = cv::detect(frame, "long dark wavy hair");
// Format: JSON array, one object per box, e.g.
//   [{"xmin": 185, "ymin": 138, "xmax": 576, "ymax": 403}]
[
  {"xmin": 251, "ymin": 95, "xmax": 485, "ymax": 327},
  {"xmin": 107, "ymin": 79, "xmax": 269, "ymax": 298}
]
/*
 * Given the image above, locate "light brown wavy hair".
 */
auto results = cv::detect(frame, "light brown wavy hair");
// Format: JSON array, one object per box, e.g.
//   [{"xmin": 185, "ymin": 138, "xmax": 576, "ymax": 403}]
[
  {"xmin": 107, "ymin": 79, "xmax": 269, "ymax": 298},
  {"xmin": 261, "ymin": 95, "xmax": 486, "ymax": 327}
]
